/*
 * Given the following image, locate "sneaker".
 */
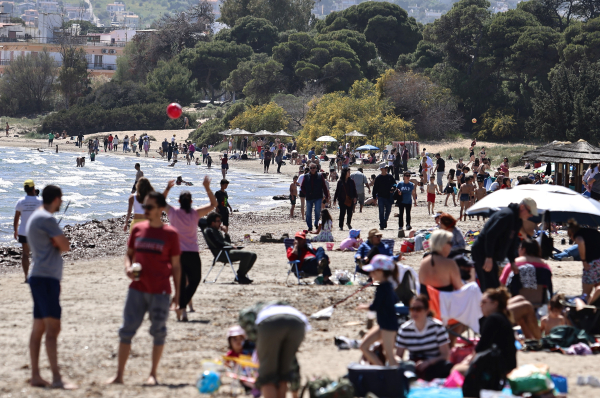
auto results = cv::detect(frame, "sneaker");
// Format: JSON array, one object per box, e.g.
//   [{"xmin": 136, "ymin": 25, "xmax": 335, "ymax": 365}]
[
  {"xmin": 406, "ymin": 225, "xmax": 412, "ymax": 230},
  {"xmin": 236, "ymin": 275, "xmax": 253, "ymax": 284}
]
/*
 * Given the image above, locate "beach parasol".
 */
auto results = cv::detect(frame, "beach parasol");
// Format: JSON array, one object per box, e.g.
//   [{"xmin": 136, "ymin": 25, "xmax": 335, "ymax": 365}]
[
  {"xmin": 218, "ymin": 129, "xmax": 232, "ymax": 135},
  {"xmin": 467, "ymin": 184, "xmax": 600, "ymax": 226},
  {"xmin": 356, "ymin": 144, "xmax": 379, "ymax": 151},
  {"xmin": 345, "ymin": 130, "xmax": 366, "ymax": 137},
  {"xmin": 255, "ymin": 130, "xmax": 273, "ymax": 136},
  {"xmin": 274, "ymin": 130, "xmax": 293, "ymax": 137},
  {"xmin": 230, "ymin": 129, "xmax": 253, "ymax": 136},
  {"xmin": 316, "ymin": 135, "xmax": 337, "ymax": 142},
  {"xmin": 310, "ymin": 281, "xmax": 373, "ymax": 320}
]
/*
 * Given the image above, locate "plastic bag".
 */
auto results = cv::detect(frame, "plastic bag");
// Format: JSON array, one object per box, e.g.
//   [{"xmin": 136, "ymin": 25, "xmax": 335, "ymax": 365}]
[{"xmin": 507, "ymin": 364, "xmax": 554, "ymax": 395}]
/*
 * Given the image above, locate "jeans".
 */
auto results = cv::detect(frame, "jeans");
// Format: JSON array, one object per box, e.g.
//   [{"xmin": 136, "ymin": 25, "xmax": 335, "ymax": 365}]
[
  {"xmin": 339, "ymin": 202, "xmax": 353, "ymax": 228},
  {"xmin": 402, "ymin": 160, "xmax": 408, "ymax": 171},
  {"xmin": 554, "ymin": 244, "xmax": 581, "ymax": 261},
  {"xmin": 264, "ymin": 161, "xmax": 270, "ymax": 172},
  {"xmin": 398, "ymin": 202, "xmax": 412, "ymax": 228},
  {"xmin": 306, "ymin": 198, "xmax": 322, "ymax": 230},
  {"xmin": 179, "ymin": 251, "xmax": 201, "ymax": 310},
  {"xmin": 301, "ymin": 247, "xmax": 332, "ymax": 277},
  {"xmin": 123, "ymin": 143, "xmax": 128, "ymax": 152},
  {"xmin": 394, "ymin": 166, "xmax": 400, "ymax": 181},
  {"xmin": 377, "ymin": 197, "xmax": 392, "ymax": 229},
  {"xmin": 217, "ymin": 250, "xmax": 256, "ymax": 278}
]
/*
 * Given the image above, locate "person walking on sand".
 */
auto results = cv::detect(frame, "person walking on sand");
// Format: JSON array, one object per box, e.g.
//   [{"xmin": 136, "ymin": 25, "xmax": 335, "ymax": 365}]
[
  {"xmin": 108, "ymin": 191, "xmax": 181, "ymax": 386},
  {"xmin": 333, "ymin": 168, "xmax": 357, "ymax": 230},
  {"xmin": 113, "ymin": 135, "xmax": 119, "ymax": 151},
  {"xmin": 351, "ymin": 167, "xmax": 371, "ymax": 213},
  {"xmin": 394, "ymin": 172, "xmax": 417, "ymax": 231},
  {"xmin": 163, "ymin": 176, "xmax": 217, "ymax": 321},
  {"xmin": 14, "ymin": 179, "xmax": 42, "ymax": 282},
  {"xmin": 301, "ymin": 162, "xmax": 330, "ymax": 231},
  {"xmin": 373, "ymin": 164, "xmax": 396, "ymax": 230},
  {"xmin": 26, "ymin": 185, "xmax": 77, "ymax": 390}
]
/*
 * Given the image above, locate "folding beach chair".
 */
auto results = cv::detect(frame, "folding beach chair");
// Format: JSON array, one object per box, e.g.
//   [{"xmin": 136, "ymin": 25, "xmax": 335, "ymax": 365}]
[
  {"xmin": 283, "ymin": 238, "xmax": 309, "ymax": 285},
  {"xmin": 198, "ymin": 218, "xmax": 239, "ymax": 284}
]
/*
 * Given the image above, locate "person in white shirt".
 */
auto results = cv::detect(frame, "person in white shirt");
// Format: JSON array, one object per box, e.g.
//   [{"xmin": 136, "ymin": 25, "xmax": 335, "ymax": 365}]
[{"xmin": 13, "ymin": 179, "xmax": 43, "ymax": 281}]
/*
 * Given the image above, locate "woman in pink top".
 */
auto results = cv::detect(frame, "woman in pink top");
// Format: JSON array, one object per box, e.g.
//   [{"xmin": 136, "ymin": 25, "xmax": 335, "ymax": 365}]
[
  {"xmin": 164, "ymin": 176, "xmax": 217, "ymax": 321},
  {"xmin": 500, "ymin": 238, "xmax": 551, "ymax": 285}
]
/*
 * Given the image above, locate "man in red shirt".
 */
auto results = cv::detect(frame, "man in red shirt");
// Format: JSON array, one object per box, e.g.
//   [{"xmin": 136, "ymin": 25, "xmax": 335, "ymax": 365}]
[
  {"xmin": 108, "ymin": 191, "xmax": 181, "ymax": 385},
  {"xmin": 287, "ymin": 231, "xmax": 332, "ymax": 284}
]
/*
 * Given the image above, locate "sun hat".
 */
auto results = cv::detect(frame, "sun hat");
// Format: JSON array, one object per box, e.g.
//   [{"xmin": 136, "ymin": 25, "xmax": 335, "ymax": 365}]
[
  {"xmin": 24, "ymin": 179, "xmax": 35, "ymax": 188},
  {"xmin": 349, "ymin": 229, "xmax": 360, "ymax": 239},
  {"xmin": 368, "ymin": 229, "xmax": 383, "ymax": 239},
  {"xmin": 227, "ymin": 325, "xmax": 246, "ymax": 338},
  {"xmin": 362, "ymin": 255, "xmax": 395, "ymax": 272}
]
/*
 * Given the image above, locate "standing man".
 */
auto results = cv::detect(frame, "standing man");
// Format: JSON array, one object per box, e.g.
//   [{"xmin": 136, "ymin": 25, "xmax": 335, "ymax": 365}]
[
  {"xmin": 395, "ymin": 172, "xmax": 417, "ymax": 231},
  {"xmin": 131, "ymin": 163, "xmax": 144, "ymax": 194},
  {"xmin": 26, "ymin": 185, "xmax": 76, "ymax": 389},
  {"xmin": 393, "ymin": 148, "xmax": 401, "ymax": 180},
  {"xmin": 242, "ymin": 136, "xmax": 248, "ymax": 154},
  {"xmin": 433, "ymin": 153, "xmax": 445, "ymax": 193},
  {"xmin": 308, "ymin": 147, "xmax": 316, "ymax": 161},
  {"xmin": 373, "ymin": 164, "xmax": 396, "ymax": 230},
  {"xmin": 48, "ymin": 131, "xmax": 54, "ymax": 147},
  {"xmin": 351, "ymin": 167, "xmax": 371, "ymax": 213},
  {"xmin": 77, "ymin": 132, "xmax": 83, "ymax": 148},
  {"xmin": 5, "ymin": 121, "xmax": 9, "ymax": 136},
  {"xmin": 215, "ymin": 179, "xmax": 233, "ymax": 233},
  {"xmin": 301, "ymin": 162, "xmax": 330, "ymax": 231},
  {"xmin": 202, "ymin": 144, "xmax": 209, "ymax": 163},
  {"xmin": 167, "ymin": 143, "xmax": 173, "ymax": 162},
  {"xmin": 13, "ymin": 179, "xmax": 42, "ymax": 282},
  {"xmin": 161, "ymin": 139, "xmax": 169, "ymax": 158},
  {"xmin": 471, "ymin": 198, "xmax": 538, "ymax": 292},
  {"xmin": 109, "ymin": 191, "xmax": 181, "ymax": 385},
  {"xmin": 401, "ymin": 145, "xmax": 409, "ymax": 172},
  {"xmin": 585, "ymin": 164, "xmax": 600, "ymax": 200}
]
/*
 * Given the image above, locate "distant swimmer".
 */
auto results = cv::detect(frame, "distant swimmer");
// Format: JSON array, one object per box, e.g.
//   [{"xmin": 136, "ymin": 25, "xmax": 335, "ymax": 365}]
[{"xmin": 176, "ymin": 176, "xmax": 193, "ymax": 186}]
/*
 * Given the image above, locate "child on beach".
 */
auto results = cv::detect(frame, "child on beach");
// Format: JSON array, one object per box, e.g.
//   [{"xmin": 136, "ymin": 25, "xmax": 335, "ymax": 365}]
[
  {"xmin": 474, "ymin": 180, "xmax": 487, "ymax": 220},
  {"xmin": 290, "ymin": 176, "xmax": 298, "ymax": 218},
  {"xmin": 444, "ymin": 175, "xmax": 457, "ymax": 207},
  {"xmin": 458, "ymin": 176, "xmax": 474, "ymax": 221},
  {"xmin": 427, "ymin": 175, "xmax": 440, "ymax": 215},
  {"xmin": 540, "ymin": 294, "xmax": 568, "ymax": 336},
  {"xmin": 215, "ymin": 179, "xmax": 233, "ymax": 233},
  {"xmin": 357, "ymin": 255, "xmax": 399, "ymax": 366},
  {"xmin": 207, "ymin": 154, "xmax": 212, "ymax": 168},
  {"xmin": 339, "ymin": 229, "xmax": 362, "ymax": 251},
  {"xmin": 310, "ymin": 209, "xmax": 334, "ymax": 242}
]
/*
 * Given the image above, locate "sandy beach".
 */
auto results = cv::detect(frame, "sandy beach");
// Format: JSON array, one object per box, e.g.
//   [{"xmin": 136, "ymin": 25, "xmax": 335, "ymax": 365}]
[{"xmin": 0, "ymin": 134, "xmax": 597, "ymax": 397}]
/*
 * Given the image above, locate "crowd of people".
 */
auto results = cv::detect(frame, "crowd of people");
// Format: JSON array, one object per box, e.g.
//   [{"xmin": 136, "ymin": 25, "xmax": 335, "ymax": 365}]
[{"xmin": 12, "ymin": 136, "xmax": 600, "ymax": 398}]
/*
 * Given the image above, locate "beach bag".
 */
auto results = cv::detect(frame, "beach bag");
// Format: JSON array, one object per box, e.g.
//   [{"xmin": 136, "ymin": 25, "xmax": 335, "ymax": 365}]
[
  {"xmin": 507, "ymin": 364, "xmax": 554, "ymax": 395},
  {"xmin": 347, "ymin": 363, "xmax": 409, "ymax": 398},
  {"xmin": 238, "ymin": 300, "xmax": 289, "ymax": 342},
  {"xmin": 462, "ymin": 344, "xmax": 506, "ymax": 398}
]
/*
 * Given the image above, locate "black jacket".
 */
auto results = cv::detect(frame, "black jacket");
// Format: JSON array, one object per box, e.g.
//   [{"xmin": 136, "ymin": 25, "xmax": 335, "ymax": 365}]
[
  {"xmin": 301, "ymin": 172, "xmax": 329, "ymax": 201},
  {"xmin": 204, "ymin": 227, "xmax": 231, "ymax": 256},
  {"xmin": 372, "ymin": 173, "xmax": 396, "ymax": 200},
  {"xmin": 472, "ymin": 203, "xmax": 522, "ymax": 263},
  {"xmin": 334, "ymin": 178, "xmax": 358, "ymax": 204}
]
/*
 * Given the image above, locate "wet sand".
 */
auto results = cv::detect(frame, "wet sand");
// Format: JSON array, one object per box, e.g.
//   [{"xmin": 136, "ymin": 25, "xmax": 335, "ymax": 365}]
[{"xmin": 0, "ymin": 135, "xmax": 597, "ymax": 397}]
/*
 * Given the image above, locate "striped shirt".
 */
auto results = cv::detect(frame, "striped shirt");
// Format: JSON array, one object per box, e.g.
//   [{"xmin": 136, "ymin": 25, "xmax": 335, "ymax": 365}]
[{"xmin": 396, "ymin": 318, "xmax": 449, "ymax": 361}]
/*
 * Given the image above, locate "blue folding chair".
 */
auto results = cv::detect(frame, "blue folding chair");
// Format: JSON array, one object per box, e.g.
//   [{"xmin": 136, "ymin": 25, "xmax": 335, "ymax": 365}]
[{"xmin": 284, "ymin": 238, "xmax": 307, "ymax": 285}]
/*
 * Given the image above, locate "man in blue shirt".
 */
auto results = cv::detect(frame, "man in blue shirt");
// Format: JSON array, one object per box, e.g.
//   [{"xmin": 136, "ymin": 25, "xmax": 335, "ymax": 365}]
[
  {"xmin": 394, "ymin": 172, "xmax": 417, "ymax": 230},
  {"xmin": 308, "ymin": 147, "xmax": 315, "ymax": 161},
  {"xmin": 355, "ymin": 229, "xmax": 392, "ymax": 275}
]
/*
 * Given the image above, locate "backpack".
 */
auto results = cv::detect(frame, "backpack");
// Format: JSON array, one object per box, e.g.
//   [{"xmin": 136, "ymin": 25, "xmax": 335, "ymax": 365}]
[
  {"xmin": 462, "ymin": 344, "xmax": 506, "ymax": 398},
  {"xmin": 238, "ymin": 301, "xmax": 289, "ymax": 342}
]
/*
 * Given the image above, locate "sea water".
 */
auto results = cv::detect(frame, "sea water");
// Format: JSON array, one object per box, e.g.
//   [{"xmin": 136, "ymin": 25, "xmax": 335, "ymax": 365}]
[{"xmin": 0, "ymin": 146, "xmax": 289, "ymax": 245}]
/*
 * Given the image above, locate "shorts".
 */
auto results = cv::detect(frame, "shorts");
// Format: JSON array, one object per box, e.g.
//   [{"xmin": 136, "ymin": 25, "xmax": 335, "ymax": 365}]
[
  {"xmin": 220, "ymin": 211, "xmax": 230, "ymax": 227},
  {"xmin": 29, "ymin": 276, "xmax": 61, "ymax": 319},
  {"xmin": 256, "ymin": 314, "xmax": 306, "ymax": 388},
  {"xmin": 583, "ymin": 259, "xmax": 600, "ymax": 285},
  {"xmin": 119, "ymin": 288, "xmax": 170, "ymax": 346},
  {"xmin": 222, "ymin": 164, "xmax": 229, "ymax": 170},
  {"xmin": 290, "ymin": 195, "xmax": 296, "ymax": 205},
  {"xmin": 357, "ymin": 192, "xmax": 365, "ymax": 205},
  {"xmin": 427, "ymin": 193, "xmax": 435, "ymax": 203},
  {"xmin": 460, "ymin": 193, "xmax": 470, "ymax": 202},
  {"xmin": 18, "ymin": 235, "xmax": 27, "ymax": 244},
  {"xmin": 299, "ymin": 191, "xmax": 306, "ymax": 198},
  {"xmin": 129, "ymin": 217, "xmax": 145, "ymax": 232},
  {"xmin": 257, "ymin": 146, "xmax": 262, "ymax": 153}
]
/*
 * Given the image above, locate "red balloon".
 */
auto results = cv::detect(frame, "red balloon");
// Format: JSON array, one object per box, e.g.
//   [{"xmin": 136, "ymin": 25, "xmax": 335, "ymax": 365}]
[{"xmin": 166, "ymin": 103, "xmax": 182, "ymax": 119}]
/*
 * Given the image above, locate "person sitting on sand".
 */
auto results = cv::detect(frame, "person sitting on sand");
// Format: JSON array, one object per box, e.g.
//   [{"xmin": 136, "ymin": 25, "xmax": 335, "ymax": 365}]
[
  {"xmin": 308, "ymin": 209, "xmax": 334, "ymax": 242},
  {"xmin": 287, "ymin": 231, "xmax": 332, "ymax": 284},
  {"xmin": 541, "ymin": 294, "xmax": 568, "ymax": 336},
  {"xmin": 355, "ymin": 229, "xmax": 392, "ymax": 274},
  {"xmin": 339, "ymin": 229, "xmax": 362, "ymax": 251}
]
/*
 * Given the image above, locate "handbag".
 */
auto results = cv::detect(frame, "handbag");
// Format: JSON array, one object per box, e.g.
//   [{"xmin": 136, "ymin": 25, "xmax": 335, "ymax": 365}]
[
  {"xmin": 347, "ymin": 363, "xmax": 409, "ymax": 398},
  {"xmin": 462, "ymin": 344, "xmax": 506, "ymax": 398},
  {"xmin": 343, "ymin": 184, "xmax": 353, "ymax": 207}
]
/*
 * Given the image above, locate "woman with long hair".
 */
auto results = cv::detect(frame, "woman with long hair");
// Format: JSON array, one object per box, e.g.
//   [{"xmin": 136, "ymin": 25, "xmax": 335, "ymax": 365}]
[
  {"xmin": 163, "ymin": 176, "xmax": 217, "ymax": 321},
  {"xmin": 123, "ymin": 177, "xmax": 154, "ymax": 232},
  {"xmin": 333, "ymin": 168, "xmax": 357, "ymax": 230}
]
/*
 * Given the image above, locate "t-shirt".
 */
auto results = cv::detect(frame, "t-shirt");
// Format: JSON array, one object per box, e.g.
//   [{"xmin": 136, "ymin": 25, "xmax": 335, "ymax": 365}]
[
  {"xmin": 256, "ymin": 305, "xmax": 311, "ymax": 330},
  {"xmin": 308, "ymin": 150, "xmax": 315, "ymax": 159},
  {"xmin": 48, "ymin": 133, "xmax": 54, "ymax": 140},
  {"xmin": 15, "ymin": 195, "xmax": 43, "ymax": 236},
  {"xmin": 387, "ymin": 154, "xmax": 394, "ymax": 166},
  {"xmin": 350, "ymin": 172, "xmax": 368, "ymax": 194},
  {"xmin": 591, "ymin": 172, "xmax": 600, "ymax": 194},
  {"xmin": 436, "ymin": 158, "xmax": 445, "ymax": 172},
  {"xmin": 128, "ymin": 221, "xmax": 181, "ymax": 294},
  {"xmin": 396, "ymin": 318, "xmax": 450, "ymax": 361},
  {"xmin": 215, "ymin": 190, "xmax": 229, "ymax": 215},
  {"xmin": 135, "ymin": 170, "xmax": 144, "ymax": 182},
  {"xmin": 26, "ymin": 208, "xmax": 65, "ymax": 281},
  {"xmin": 574, "ymin": 228, "xmax": 600, "ymax": 261},
  {"xmin": 396, "ymin": 182, "xmax": 414, "ymax": 204},
  {"xmin": 167, "ymin": 206, "xmax": 200, "ymax": 252}
]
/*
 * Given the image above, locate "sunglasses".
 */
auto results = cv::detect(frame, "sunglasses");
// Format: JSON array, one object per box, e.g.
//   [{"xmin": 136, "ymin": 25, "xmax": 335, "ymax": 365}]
[
  {"xmin": 310, "ymin": 167, "xmax": 317, "ymax": 170},
  {"xmin": 409, "ymin": 306, "xmax": 425, "ymax": 312},
  {"xmin": 142, "ymin": 204, "xmax": 156, "ymax": 210}
]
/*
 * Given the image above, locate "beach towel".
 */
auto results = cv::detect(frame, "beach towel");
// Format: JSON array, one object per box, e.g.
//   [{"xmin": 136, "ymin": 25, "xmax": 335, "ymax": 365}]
[{"xmin": 427, "ymin": 282, "xmax": 483, "ymax": 333}]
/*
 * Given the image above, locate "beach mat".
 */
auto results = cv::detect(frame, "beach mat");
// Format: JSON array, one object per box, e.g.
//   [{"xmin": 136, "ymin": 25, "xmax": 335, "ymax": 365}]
[{"xmin": 408, "ymin": 387, "xmax": 515, "ymax": 397}]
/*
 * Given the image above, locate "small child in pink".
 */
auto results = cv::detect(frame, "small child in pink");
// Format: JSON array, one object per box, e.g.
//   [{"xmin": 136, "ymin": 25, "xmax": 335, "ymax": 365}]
[{"xmin": 339, "ymin": 229, "xmax": 362, "ymax": 251}]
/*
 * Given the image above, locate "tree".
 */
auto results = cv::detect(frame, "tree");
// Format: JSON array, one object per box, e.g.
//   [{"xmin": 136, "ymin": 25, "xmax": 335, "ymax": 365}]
[
  {"xmin": 178, "ymin": 40, "xmax": 253, "ymax": 103},
  {"xmin": 215, "ymin": 16, "xmax": 280, "ymax": 54},
  {"xmin": 57, "ymin": 47, "xmax": 90, "ymax": 109},
  {"xmin": 0, "ymin": 50, "xmax": 57, "ymax": 114},
  {"xmin": 10, "ymin": 17, "xmax": 25, "ymax": 26},
  {"xmin": 474, "ymin": 108, "xmax": 519, "ymax": 139},
  {"xmin": 243, "ymin": 60, "xmax": 284, "ymax": 104},
  {"xmin": 529, "ymin": 59, "xmax": 600, "ymax": 142},
  {"xmin": 146, "ymin": 59, "xmax": 196, "ymax": 105},
  {"xmin": 230, "ymin": 102, "xmax": 290, "ymax": 132},
  {"xmin": 316, "ymin": 2, "xmax": 421, "ymax": 65},
  {"xmin": 219, "ymin": 0, "xmax": 314, "ymax": 32},
  {"xmin": 298, "ymin": 79, "xmax": 414, "ymax": 150},
  {"xmin": 559, "ymin": 17, "xmax": 600, "ymax": 66},
  {"xmin": 377, "ymin": 70, "xmax": 463, "ymax": 139},
  {"xmin": 77, "ymin": 81, "xmax": 164, "ymax": 109},
  {"xmin": 272, "ymin": 84, "xmax": 324, "ymax": 131},
  {"xmin": 316, "ymin": 30, "xmax": 377, "ymax": 77},
  {"xmin": 397, "ymin": 41, "xmax": 445, "ymax": 72}
]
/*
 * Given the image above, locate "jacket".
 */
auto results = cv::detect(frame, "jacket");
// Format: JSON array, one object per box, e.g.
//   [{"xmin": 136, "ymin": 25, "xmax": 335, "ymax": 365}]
[
  {"xmin": 333, "ymin": 178, "xmax": 358, "ymax": 204},
  {"xmin": 471, "ymin": 203, "xmax": 522, "ymax": 263},
  {"xmin": 355, "ymin": 240, "xmax": 392, "ymax": 260},
  {"xmin": 204, "ymin": 227, "xmax": 232, "ymax": 256},
  {"xmin": 287, "ymin": 243, "xmax": 316, "ymax": 267},
  {"xmin": 372, "ymin": 174, "xmax": 396, "ymax": 200},
  {"xmin": 301, "ymin": 172, "xmax": 329, "ymax": 201}
]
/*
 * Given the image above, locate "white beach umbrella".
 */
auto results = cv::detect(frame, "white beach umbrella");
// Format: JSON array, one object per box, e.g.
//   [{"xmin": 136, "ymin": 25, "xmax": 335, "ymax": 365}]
[
  {"xmin": 345, "ymin": 130, "xmax": 366, "ymax": 137},
  {"xmin": 218, "ymin": 129, "xmax": 232, "ymax": 135},
  {"xmin": 256, "ymin": 130, "xmax": 273, "ymax": 136},
  {"xmin": 467, "ymin": 184, "xmax": 600, "ymax": 225},
  {"xmin": 316, "ymin": 135, "xmax": 337, "ymax": 142},
  {"xmin": 275, "ymin": 130, "xmax": 293, "ymax": 137}
]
